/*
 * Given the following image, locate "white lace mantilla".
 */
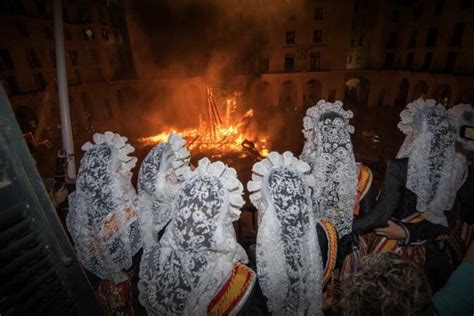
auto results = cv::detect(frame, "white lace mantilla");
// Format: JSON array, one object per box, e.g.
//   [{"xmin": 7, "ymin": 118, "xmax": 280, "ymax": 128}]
[
  {"xmin": 137, "ymin": 133, "xmax": 191, "ymax": 248},
  {"xmin": 448, "ymin": 103, "xmax": 474, "ymax": 152},
  {"xmin": 248, "ymin": 151, "xmax": 323, "ymax": 315},
  {"xmin": 138, "ymin": 158, "xmax": 248, "ymax": 315},
  {"xmin": 300, "ymin": 100, "xmax": 354, "ymax": 167},
  {"xmin": 405, "ymin": 104, "xmax": 467, "ymax": 226},
  {"xmin": 301, "ymin": 100, "xmax": 357, "ymax": 237},
  {"xmin": 397, "ymin": 98, "xmax": 437, "ymax": 158},
  {"xmin": 67, "ymin": 132, "xmax": 141, "ymax": 283}
]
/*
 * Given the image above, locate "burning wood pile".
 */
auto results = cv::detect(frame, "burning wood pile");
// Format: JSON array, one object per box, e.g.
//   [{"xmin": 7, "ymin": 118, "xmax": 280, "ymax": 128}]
[{"xmin": 138, "ymin": 85, "xmax": 269, "ymax": 158}]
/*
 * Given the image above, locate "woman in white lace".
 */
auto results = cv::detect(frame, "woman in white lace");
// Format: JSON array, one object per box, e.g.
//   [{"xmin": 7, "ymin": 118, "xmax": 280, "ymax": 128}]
[
  {"xmin": 301, "ymin": 100, "xmax": 358, "ymax": 238},
  {"xmin": 352, "ymin": 101, "xmax": 467, "ymax": 290},
  {"xmin": 138, "ymin": 158, "xmax": 251, "ymax": 315},
  {"xmin": 248, "ymin": 151, "xmax": 324, "ymax": 315},
  {"xmin": 67, "ymin": 131, "xmax": 141, "ymax": 283},
  {"xmin": 137, "ymin": 133, "xmax": 190, "ymax": 248}
]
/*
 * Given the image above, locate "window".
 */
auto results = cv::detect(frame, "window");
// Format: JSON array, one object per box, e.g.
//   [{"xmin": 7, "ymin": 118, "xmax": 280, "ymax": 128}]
[
  {"xmin": 451, "ymin": 23, "xmax": 465, "ymax": 46},
  {"xmin": 285, "ymin": 31, "xmax": 295, "ymax": 44},
  {"xmin": 356, "ymin": 54, "xmax": 361, "ymax": 64},
  {"xmin": 284, "ymin": 54, "xmax": 295, "ymax": 72},
  {"xmin": 314, "ymin": 8, "xmax": 323, "ymax": 20},
  {"xmin": 384, "ymin": 53, "xmax": 395, "ymax": 68},
  {"xmin": 350, "ymin": 39, "xmax": 355, "ymax": 47},
  {"xmin": 26, "ymin": 48, "xmax": 40, "ymax": 68},
  {"xmin": 43, "ymin": 26, "xmax": 52, "ymax": 39},
  {"xmin": 386, "ymin": 32, "xmax": 396, "ymax": 48},
  {"xmin": 0, "ymin": 49, "xmax": 15, "ymax": 70},
  {"xmin": 413, "ymin": 7, "xmax": 422, "ymax": 20},
  {"xmin": 406, "ymin": 53, "xmax": 415, "ymax": 69},
  {"xmin": 310, "ymin": 53, "xmax": 320, "ymax": 71},
  {"xmin": 460, "ymin": 0, "xmax": 471, "ymax": 10},
  {"xmin": 102, "ymin": 28, "xmax": 109, "ymax": 40},
  {"xmin": 49, "ymin": 49, "xmax": 56, "ymax": 67},
  {"xmin": 313, "ymin": 30, "xmax": 322, "ymax": 43},
  {"xmin": 358, "ymin": 36, "xmax": 363, "ymax": 46},
  {"xmin": 78, "ymin": 8, "xmax": 92, "ymax": 24},
  {"xmin": 63, "ymin": 8, "xmax": 70, "ymax": 23},
  {"xmin": 391, "ymin": 10, "xmax": 400, "ymax": 22},
  {"xmin": 98, "ymin": 8, "xmax": 109, "ymax": 24},
  {"xmin": 259, "ymin": 58, "xmax": 269, "ymax": 73},
  {"xmin": 446, "ymin": 52, "xmax": 457, "ymax": 71},
  {"xmin": 435, "ymin": 0, "xmax": 444, "ymax": 15},
  {"xmin": 425, "ymin": 27, "xmax": 438, "ymax": 47},
  {"xmin": 422, "ymin": 52, "xmax": 433, "ymax": 70},
  {"xmin": 90, "ymin": 49, "xmax": 99, "ymax": 64},
  {"xmin": 33, "ymin": 73, "xmax": 47, "ymax": 90},
  {"xmin": 82, "ymin": 28, "xmax": 96, "ymax": 40},
  {"xmin": 69, "ymin": 50, "xmax": 78, "ymax": 65},
  {"xmin": 348, "ymin": 55, "xmax": 353, "ymax": 64},
  {"xmin": 352, "ymin": 19, "xmax": 357, "ymax": 30},
  {"xmin": 408, "ymin": 31, "xmax": 417, "ymax": 48},
  {"xmin": 17, "ymin": 22, "xmax": 29, "ymax": 37}
]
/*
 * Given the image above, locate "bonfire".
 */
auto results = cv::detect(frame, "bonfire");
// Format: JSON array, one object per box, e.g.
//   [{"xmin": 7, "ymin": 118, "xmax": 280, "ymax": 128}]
[{"xmin": 138, "ymin": 85, "xmax": 269, "ymax": 158}]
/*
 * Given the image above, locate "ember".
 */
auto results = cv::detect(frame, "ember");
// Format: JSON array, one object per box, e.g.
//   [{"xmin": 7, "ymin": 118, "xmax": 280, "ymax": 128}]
[{"xmin": 138, "ymin": 85, "xmax": 269, "ymax": 158}]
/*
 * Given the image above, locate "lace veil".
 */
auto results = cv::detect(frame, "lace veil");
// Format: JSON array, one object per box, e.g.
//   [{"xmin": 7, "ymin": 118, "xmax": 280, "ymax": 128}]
[
  {"xmin": 67, "ymin": 132, "xmax": 141, "ymax": 283},
  {"xmin": 138, "ymin": 158, "xmax": 248, "ymax": 315},
  {"xmin": 301, "ymin": 100, "xmax": 357, "ymax": 237},
  {"xmin": 448, "ymin": 103, "xmax": 474, "ymax": 152},
  {"xmin": 137, "ymin": 133, "xmax": 190, "ymax": 248},
  {"xmin": 248, "ymin": 151, "xmax": 323, "ymax": 315},
  {"xmin": 400, "ymin": 103, "xmax": 467, "ymax": 226}
]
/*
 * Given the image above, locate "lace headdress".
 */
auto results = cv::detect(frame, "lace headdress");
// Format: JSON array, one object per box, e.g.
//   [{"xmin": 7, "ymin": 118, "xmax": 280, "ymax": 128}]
[
  {"xmin": 137, "ymin": 133, "xmax": 191, "ymax": 248},
  {"xmin": 67, "ymin": 132, "xmax": 141, "ymax": 283},
  {"xmin": 401, "ymin": 103, "xmax": 466, "ymax": 226},
  {"xmin": 138, "ymin": 158, "xmax": 248, "ymax": 315},
  {"xmin": 397, "ymin": 98, "xmax": 437, "ymax": 158},
  {"xmin": 300, "ymin": 100, "xmax": 354, "ymax": 168},
  {"xmin": 448, "ymin": 103, "xmax": 474, "ymax": 152},
  {"xmin": 301, "ymin": 100, "xmax": 357, "ymax": 237},
  {"xmin": 248, "ymin": 151, "xmax": 323, "ymax": 315}
]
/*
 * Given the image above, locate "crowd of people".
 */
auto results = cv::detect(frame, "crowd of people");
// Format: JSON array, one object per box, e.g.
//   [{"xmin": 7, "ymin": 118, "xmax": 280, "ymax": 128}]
[{"xmin": 61, "ymin": 99, "xmax": 473, "ymax": 315}]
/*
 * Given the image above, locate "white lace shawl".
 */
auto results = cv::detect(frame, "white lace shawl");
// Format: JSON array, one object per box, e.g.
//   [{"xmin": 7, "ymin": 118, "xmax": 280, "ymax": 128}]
[
  {"xmin": 248, "ymin": 152, "xmax": 323, "ymax": 316},
  {"xmin": 397, "ymin": 99, "xmax": 437, "ymax": 158},
  {"xmin": 301, "ymin": 100, "xmax": 357, "ymax": 237},
  {"xmin": 66, "ymin": 132, "xmax": 141, "ymax": 283},
  {"xmin": 405, "ymin": 104, "xmax": 467, "ymax": 226},
  {"xmin": 448, "ymin": 103, "xmax": 474, "ymax": 152},
  {"xmin": 137, "ymin": 133, "xmax": 191, "ymax": 248},
  {"xmin": 138, "ymin": 158, "xmax": 247, "ymax": 316}
]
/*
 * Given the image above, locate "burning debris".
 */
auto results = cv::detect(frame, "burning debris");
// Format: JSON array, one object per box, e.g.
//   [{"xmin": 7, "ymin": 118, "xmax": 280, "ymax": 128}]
[{"xmin": 138, "ymin": 85, "xmax": 269, "ymax": 158}]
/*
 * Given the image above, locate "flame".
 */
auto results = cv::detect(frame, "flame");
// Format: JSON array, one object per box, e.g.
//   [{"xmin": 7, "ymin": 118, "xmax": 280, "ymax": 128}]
[{"xmin": 138, "ymin": 90, "xmax": 269, "ymax": 158}]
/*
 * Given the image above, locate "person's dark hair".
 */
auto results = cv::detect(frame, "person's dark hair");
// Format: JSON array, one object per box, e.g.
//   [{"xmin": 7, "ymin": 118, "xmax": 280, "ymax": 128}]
[
  {"xmin": 319, "ymin": 111, "xmax": 343, "ymax": 122},
  {"xmin": 333, "ymin": 252, "xmax": 432, "ymax": 316}
]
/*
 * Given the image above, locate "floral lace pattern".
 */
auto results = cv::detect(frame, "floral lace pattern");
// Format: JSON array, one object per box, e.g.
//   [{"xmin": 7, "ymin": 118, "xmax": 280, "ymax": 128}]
[
  {"xmin": 311, "ymin": 114, "xmax": 357, "ymax": 237},
  {"xmin": 406, "ymin": 104, "xmax": 467, "ymax": 226},
  {"xmin": 137, "ymin": 133, "xmax": 191, "ymax": 248},
  {"xmin": 67, "ymin": 132, "xmax": 141, "ymax": 283},
  {"xmin": 248, "ymin": 152, "xmax": 322, "ymax": 315},
  {"xmin": 138, "ymin": 159, "xmax": 247, "ymax": 315}
]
